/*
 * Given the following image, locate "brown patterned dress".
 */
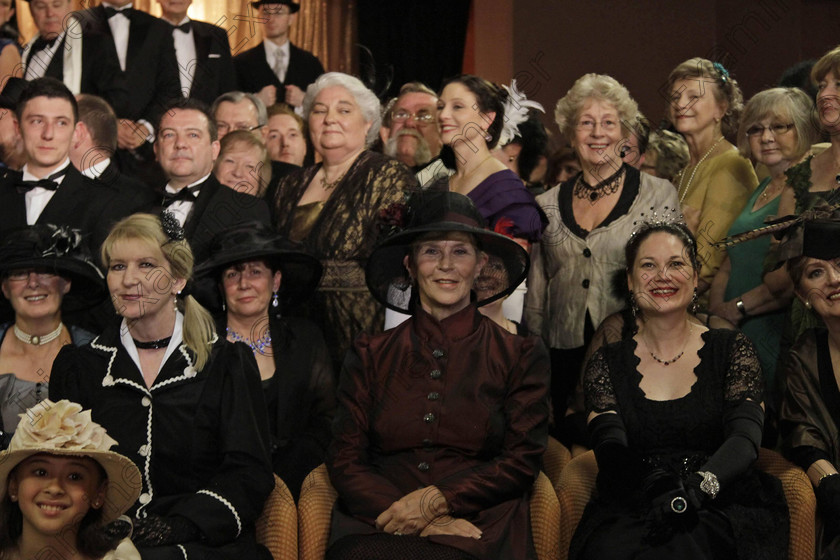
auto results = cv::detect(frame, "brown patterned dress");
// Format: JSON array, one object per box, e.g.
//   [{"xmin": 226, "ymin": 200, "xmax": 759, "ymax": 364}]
[{"xmin": 272, "ymin": 150, "xmax": 419, "ymax": 367}]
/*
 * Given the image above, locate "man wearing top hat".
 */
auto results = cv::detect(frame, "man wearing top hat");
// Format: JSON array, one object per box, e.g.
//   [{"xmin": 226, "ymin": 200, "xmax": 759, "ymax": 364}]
[{"xmin": 233, "ymin": 0, "xmax": 324, "ymax": 111}]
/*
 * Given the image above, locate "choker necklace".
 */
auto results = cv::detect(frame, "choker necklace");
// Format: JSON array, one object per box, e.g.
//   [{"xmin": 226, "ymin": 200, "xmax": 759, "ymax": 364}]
[
  {"xmin": 573, "ymin": 165, "xmax": 626, "ymax": 202},
  {"xmin": 226, "ymin": 327, "xmax": 272, "ymax": 354},
  {"xmin": 677, "ymin": 136, "xmax": 725, "ymax": 204},
  {"xmin": 14, "ymin": 323, "xmax": 63, "ymax": 346},
  {"xmin": 132, "ymin": 336, "xmax": 172, "ymax": 350},
  {"xmin": 646, "ymin": 323, "xmax": 692, "ymax": 366}
]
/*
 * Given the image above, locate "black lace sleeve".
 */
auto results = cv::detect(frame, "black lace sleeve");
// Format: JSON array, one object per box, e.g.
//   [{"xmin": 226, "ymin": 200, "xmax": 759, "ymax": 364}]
[
  {"xmin": 724, "ymin": 332, "xmax": 764, "ymax": 403},
  {"xmin": 583, "ymin": 347, "xmax": 619, "ymax": 414}
]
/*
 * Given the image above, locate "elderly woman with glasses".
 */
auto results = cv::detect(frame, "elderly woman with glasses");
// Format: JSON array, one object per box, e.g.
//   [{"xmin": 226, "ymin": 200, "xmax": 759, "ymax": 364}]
[
  {"xmin": 272, "ymin": 72, "xmax": 418, "ymax": 369},
  {"xmin": 524, "ymin": 73, "xmax": 679, "ymax": 435}
]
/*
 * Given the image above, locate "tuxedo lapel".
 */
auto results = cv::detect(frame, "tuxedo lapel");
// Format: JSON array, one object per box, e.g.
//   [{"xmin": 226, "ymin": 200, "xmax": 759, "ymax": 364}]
[
  {"xmin": 126, "ymin": 15, "xmax": 150, "ymax": 71},
  {"xmin": 37, "ymin": 167, "xmax": 86, "ymax": 225},
  {"xmin": 182, "ymin": 176, "xmax": 217, "ymax": 239},
  {"xmin": 189, "ymin": 25, "xmax": 211, "ymax": 95},
  {"xmin": 0, "ymin": 171, "xmax": 27, "ymax": 231}
]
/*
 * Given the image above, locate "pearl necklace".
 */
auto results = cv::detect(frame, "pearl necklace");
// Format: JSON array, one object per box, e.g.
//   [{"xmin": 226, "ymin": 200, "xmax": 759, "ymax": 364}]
[
  {"xmin": 226, "ymin": 327, "xmax": 272, "ymax": 355},
  {"xmin": 646, "ymin": 323, "xmax": 692, "ymax": 366},
  {"xmin": 14, "ymin": 323, "xmax": 63, "ymax": 346},
  {"xmin": 677, "ymin": 136, "xmax": 725, "ymax": 204}
]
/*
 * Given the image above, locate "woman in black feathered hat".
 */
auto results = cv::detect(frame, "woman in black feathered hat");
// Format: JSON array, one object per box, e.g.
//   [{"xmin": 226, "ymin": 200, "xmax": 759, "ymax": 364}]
[
  {"xmin": 325, "ymin": 190, "xmax": 550, "ymax": 560},
  {"xmin": 194, "ymin": 222, "xmax": 333, "ymax": 501},
  {"xmin": 0, "ymin": 224, "xmax": 105, "ymax": 448}
]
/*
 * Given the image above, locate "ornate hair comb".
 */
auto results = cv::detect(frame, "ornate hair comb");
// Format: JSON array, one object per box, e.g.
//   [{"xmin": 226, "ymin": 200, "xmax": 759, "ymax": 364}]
[
  {"xmin": 160, "ymin": 210, "xmax": 185, "ymax": 242},
  {"xmin": 712, "ymin": 62, "xmax": 729, "ymax": 84}
]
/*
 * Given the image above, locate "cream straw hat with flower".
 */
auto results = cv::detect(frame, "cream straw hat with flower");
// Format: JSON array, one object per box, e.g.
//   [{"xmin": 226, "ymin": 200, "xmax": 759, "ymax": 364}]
[{"xmin": 0, "ymin": 400, "xmax": 141, "ymax": 523}]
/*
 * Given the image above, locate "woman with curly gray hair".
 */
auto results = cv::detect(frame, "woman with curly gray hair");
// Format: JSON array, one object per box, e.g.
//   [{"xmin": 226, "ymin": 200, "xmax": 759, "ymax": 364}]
[
  {"xmin": 666, "ymin": 58, "xmax": 758, "ymax": 300},
  {"xmin": 524, "ymin": 73, "xmax": 679, "ymax": 435},
  {"xmin": 272, "ymin": 72, "xmax": 419, "ymax": 369}
]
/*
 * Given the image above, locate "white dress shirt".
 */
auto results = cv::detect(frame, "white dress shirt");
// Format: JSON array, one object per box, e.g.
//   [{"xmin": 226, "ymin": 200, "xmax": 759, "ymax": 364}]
[
  {"xmin": 171, "ymin": 17, "xmax": 197, "ymax": 96},
  {"xmin": 102, "ymin": 1, "xmax": 132, "ymax": 72},
  {"xmin": 264, "ymin": 40, "xmax": 289, "ymax": 83},
  {"xmin": 22, "ymin": 158, "xmax": 71, "ymax": 225},
  {"xmin": 163, "ymin": 173, "xmax": 210, "ymax": 227},
  {"xmin": 80, "ymin": 157, "xmax": 111, "ymax": 180}
]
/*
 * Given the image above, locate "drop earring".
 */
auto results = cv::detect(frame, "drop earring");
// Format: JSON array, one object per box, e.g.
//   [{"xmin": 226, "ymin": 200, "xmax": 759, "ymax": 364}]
[{"xmin": 272, "ymin": 292, "xmax": 279, "ymax": 308}]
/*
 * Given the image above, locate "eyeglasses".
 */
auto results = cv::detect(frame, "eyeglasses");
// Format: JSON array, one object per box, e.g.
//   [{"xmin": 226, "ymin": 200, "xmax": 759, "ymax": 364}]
[
  {"xmin": 391, "ymin": 109, "xmax": 435, "ymax": 124},
  {"xmin": 216, "ymin": 123, "xmax": 264, "ymax": 135},
  {"xmin": 576, "ymin": 118, "xmax": 619, "ymax": 132},
  {"xmin": 6, "ymin": 269, "xmax": 57, "ymax": 282},
  {"xmin": 745, "ymin": 123, "xmax": 795, "ymax": 138}
]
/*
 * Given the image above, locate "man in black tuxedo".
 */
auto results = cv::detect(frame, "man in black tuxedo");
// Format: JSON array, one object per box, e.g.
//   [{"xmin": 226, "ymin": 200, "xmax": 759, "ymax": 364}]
[
  {"xmin": 69, "ymin": 94, "xmax": 153, "ymax": 196},
  {"xmin": 0, "ymin": 79, "xmax": 151, "ymax": 258},
  {"xmin": 233, "ymin": 0, "xmax": 324, "ymax": 111},
  {"xmin": 152, "ymin": 98, "xmax": 270, "ymax": 264},
  {"xmin": 157, "ymin": 0, "xmax": 238, "ymax": 105},
  {"xmin": 21, "ymin": 0, "xmax": 130, "ymax": 117},
  {"xmin": 76, "ymin": 0, "xmax": 181, "ymax": 153}
]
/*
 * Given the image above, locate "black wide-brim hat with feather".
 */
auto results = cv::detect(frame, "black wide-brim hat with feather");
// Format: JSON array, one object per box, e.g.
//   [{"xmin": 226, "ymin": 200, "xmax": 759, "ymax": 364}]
[
  {"xmin": 366, "ymin": 190, "xmax": 529, "ymax": 314},
  {"xmin": 193, "ymin": 222, "xmax": 322, "ymax": 313},
  {"xmin": 0, "ymin": 224, "xmax": 106, "ymax": 313}
]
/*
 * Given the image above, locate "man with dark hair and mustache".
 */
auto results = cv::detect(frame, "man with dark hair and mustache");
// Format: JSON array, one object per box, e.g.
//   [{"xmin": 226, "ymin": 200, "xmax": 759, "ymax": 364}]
[{"xmin": 379, "ymin": 82, "xmax": 445, "ymax": 182}]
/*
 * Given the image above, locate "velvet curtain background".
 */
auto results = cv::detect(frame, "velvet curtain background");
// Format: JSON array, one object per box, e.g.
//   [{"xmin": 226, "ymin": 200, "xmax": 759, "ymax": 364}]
[{"xmin": 14, "ymin": 0, "xmax": 356, "ymax": 74}]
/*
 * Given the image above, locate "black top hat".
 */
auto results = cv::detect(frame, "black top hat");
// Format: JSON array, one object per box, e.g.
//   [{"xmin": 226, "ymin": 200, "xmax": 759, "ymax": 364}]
[
  {"xmin": 365, "ymin": 190, "xmax": 529, "ymax": 314},
  {"xmin": 193, "ymin": 223, "xmax": 322, "ymax": 313},
  {"xmin": 0, "ymin": 224, "xmax": 106, "ymax": 312},
  {"xmin": 250, "ymin": 0, "xmax": 300, "ymax": 12}
]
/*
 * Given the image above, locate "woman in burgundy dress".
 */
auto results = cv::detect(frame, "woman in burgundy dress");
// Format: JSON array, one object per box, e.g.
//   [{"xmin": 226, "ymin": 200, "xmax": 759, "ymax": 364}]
[{"xmin": 326, "ymin": 190, "xmax": 550, "ymax": 560}]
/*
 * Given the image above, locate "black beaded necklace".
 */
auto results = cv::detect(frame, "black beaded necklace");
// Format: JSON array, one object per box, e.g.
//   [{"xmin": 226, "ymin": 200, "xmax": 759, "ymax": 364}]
[{"xmin": 573, "ymin": 165, "xmax": 626, "ymax": 202}]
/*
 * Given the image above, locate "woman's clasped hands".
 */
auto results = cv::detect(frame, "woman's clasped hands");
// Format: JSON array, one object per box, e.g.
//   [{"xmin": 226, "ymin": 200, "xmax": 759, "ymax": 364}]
[{"xmin": 374, "ymin": 486, "xmax": 483, "ymax": 540}]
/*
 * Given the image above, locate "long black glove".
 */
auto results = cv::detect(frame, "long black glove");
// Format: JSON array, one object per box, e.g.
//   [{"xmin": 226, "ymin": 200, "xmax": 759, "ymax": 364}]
[
  {"xmin": 132, "ymin": 514, "xmax": 202, "ymax": 547},
  {"xmin": 700, "ymin": 399, "xmax": 763, "ymax": 486},
  {"xmin": 589, "ymin": 413, "xmax": 646, "ymax": 502}
]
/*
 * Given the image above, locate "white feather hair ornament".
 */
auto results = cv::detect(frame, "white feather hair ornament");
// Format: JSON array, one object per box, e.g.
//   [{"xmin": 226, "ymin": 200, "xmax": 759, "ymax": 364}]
[{"xmin": 496, "ymin": 80, "xmax": 545, "ymax": 148}]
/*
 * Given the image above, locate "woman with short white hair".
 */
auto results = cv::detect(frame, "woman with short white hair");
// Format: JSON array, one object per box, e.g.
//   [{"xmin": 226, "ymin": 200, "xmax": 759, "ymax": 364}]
[{"xmin": 272, "ymin": 72, "xmax": 418, "ymax": 368}]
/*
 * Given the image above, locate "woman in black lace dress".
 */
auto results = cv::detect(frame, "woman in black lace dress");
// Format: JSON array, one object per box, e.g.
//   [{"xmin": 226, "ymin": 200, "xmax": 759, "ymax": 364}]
[{"xmin": 570, "ymin": 222, "xmax": 788, "ymax": 560}]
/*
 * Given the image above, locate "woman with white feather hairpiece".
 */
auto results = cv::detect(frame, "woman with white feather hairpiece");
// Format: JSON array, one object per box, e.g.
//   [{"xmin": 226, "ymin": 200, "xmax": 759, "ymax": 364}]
[{"xmin": 429, "ymin": 76, "xmax": 548, "ymax": 331}]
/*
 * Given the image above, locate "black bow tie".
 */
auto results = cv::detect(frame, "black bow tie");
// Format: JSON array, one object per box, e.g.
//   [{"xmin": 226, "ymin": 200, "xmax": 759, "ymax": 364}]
[
  {"xmin": 161, "ymin": 185, "xmax": 199, "ymax": 206},
  {"xmin": 104, "ymin": 6, "xmax": 133, "ymax": 19},
  {"xmin": 171, "ymin": 21, "xmax": 191, "ymax": 33},
  {"xmin": 31, "ymin": 36, "xmax": 58, "ymax": 54},
  {"xmin": 16, "ymin": 167, "xmax": 69, "ymax": 194}
]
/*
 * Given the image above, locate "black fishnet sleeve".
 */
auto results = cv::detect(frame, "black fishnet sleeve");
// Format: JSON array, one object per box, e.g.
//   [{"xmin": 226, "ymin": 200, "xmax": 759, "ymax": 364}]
[
  {"xmin": 583, "ymin": 347, "xmax": 619, "ymax": 414},
  {"xmin": 724, "ymin": 332, "xmax": 764, "ymax": 403}
]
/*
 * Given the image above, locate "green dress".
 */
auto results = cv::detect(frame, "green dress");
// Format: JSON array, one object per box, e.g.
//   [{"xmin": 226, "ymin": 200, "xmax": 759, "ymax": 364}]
[{"xmin": 723, "ymin": 177, "xmax": 785, "ymax": 399}]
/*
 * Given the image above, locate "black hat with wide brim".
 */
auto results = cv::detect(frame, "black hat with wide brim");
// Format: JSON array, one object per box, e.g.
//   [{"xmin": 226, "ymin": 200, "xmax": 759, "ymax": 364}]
[
  {"xmin": 0, "ymin": 225, "xmax": 106, "ymax": 313},
  {"xmin": 366, "ymin": 190, "xmax": 529, "ymax": 314},
  {"xmin": 801, "ymin": 219, "xmax": 840, "ymax": 260},
  {"xmin": 250, "ymin": 0, "xmax": 300, "ymax": 12},
  {"xmin": 193, "ymin": 222, "xmax": 322, "ymax": 313}
]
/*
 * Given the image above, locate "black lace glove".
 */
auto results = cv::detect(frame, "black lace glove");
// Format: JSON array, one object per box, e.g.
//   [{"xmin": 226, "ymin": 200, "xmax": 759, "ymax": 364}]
[
  {"xmin": 132, "ymin": 514, "xmax": 202, "ymax": 547},
  {"xmin": 816, "ymin": 474, "xmax": 840, "ymax": 535}
]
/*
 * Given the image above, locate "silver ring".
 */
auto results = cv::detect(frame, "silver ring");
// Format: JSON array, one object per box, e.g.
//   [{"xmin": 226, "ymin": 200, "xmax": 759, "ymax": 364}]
[
  {"xmin": 670, "ymin": 496, "xmax": 688, "ymax": 514},
  {"xmin": 394, "ymin": 531, "xmax": 403, "ymax": 536}
]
